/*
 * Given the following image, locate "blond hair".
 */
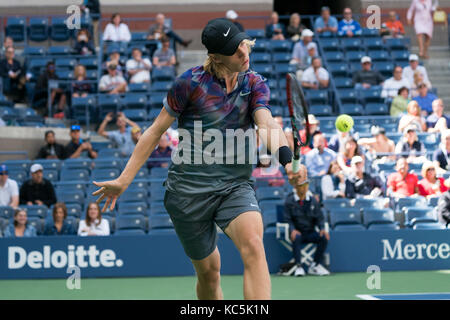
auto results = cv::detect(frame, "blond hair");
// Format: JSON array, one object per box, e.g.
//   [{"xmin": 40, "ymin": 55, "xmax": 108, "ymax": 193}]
[
  {"xmin": 74, "ymin": 64, "xmax": 86, "ymax": 79},
  {"xmin": 203, "ymin": 39, "xmax": 255, "ymax": 79}
]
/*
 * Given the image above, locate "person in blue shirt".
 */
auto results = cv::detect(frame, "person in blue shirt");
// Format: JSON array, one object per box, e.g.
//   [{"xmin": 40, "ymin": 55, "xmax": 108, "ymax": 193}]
[
  {"xmin": 314, "ymin": 6, "xmax": 338, "ymax": 37},
  {"xmin": 4, "ymin": 208, "xmax": 37, "ymax": 237},
  {"xmin": 338, "ymin": 7, "xmax": 362, "ymax": 37},
  {"xmin": 265, "ymin": 11, "xmax": 286, "ymax": 40},
  {"xmin": 43, "ymin": 203, "xmax": 76, "ymax": 236},
  {"xmin": 413, "ymin": 82, "xmax": 438, "ymax": 116},
  {"xmin": 305, "ymin": 133, "xmax": 337, "ymax": 177}
]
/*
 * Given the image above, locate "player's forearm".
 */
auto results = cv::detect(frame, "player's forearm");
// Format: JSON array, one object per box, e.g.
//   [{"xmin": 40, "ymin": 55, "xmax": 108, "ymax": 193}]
[{"xmin": 257, "ymin": 119, "xmax": 289, "ymax": 155}]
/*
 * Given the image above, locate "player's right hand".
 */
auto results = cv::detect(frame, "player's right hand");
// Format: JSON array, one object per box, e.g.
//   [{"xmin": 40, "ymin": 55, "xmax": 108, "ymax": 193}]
[
  {"xmin": 92, "ymin": 179, "xmax": 128, "ymax": 212},
  {"xmin": 285, "ymin": 162, "xmax": 308, "ymax": 186}
]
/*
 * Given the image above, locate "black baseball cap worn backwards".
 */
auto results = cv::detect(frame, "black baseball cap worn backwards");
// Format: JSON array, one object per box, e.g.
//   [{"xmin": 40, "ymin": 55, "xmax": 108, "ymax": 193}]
[{"xmin": 202, "ymin": 18, "xmax": 251, "ymax": 56}]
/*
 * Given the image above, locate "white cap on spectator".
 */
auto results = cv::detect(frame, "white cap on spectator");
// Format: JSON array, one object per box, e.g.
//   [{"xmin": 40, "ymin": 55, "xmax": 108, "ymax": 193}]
[
  {"xmin": 351, "ymin": 156, "xmax": 364, "ymax": 166},
  {"xmin": 301, "ymin": 29, "xmax": 314, "ymax": 39},
  {"xmin": 404, "ymin": 125, "xmax": 417, "ymax": 133},
  {"xmin": 30, "ymin": 164, "xmax": 43, "ymax": 173},
  {"xmin": 306, "ymin": 42, "xmax": 317, "ymax": 50},
  {"xmin": 226, "ymin": 10, "xmax": 238, "ymax": 20},
  {"xmin": 409, "ymin": 54, "xmax": 419, "ymax": 61},
  {"xmin": 361, "ymin": 56, "xmax": 372, "ymax": 64}
]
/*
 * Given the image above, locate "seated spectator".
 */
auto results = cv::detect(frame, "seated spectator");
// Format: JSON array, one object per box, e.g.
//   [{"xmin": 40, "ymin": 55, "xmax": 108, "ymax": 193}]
[
  {"xmin": 36, "ymin": 130, "xmax": 65, "ymax": 160},
  {"xmin": 3, "ymin": 208, "xmax": 36, "ymax": 237},
  {"xmin": 147, "ymin": 132, "xmax": 173, "ymax": 169},
  {"xmin": 81, "ymin": 0, "xmax": 101, "ymax": 48},
  {"xmin": 73, "ymin": 29, "xmax": 95, "ymax": 55},
  {"xmin": 131, "ymin": 126, "xmax": 142, "ymax": 146},
  {"xmin": 64, "ymin": 125, "xmax": 98, "ymax": 159},
  {"xmin": 305, "ymin": 42, "xmax": 318, "ymax": 66},
  {"xmin": 284, "ymin": 171, "xmax": 330, "ymax": 276},
  {"xmin": 0, "ymin": 164, "xmax": 19, "ymax": 208},
  {"xmin": 33, "ymin": 61, "xmax": 66, "ymax": 117},
  {"xmin": 427, "ymin": 99, "xmax": 450, "ymax": 133},
  {"xmin": 291, "ymin": 29, "xmax": 315, "ymax": 73},
  {"xmin": 437, "ymin": 189, "xmax": 450, "ymax": 227},
  {"xmin": 301, "ymin": 57, "xmax": 329, "ymax": 89},
  {"xmin": 299, "ymin": 114, "xmax": 328, "ymax": 154},
  {"xmin": 97, "ymin": 112, "xmax": 141, "ymax": 157},
  {"xmin": 19, "ymin": 164, "xmax": 57, "ymax": 207},
  {"xmin": 402, "ymin": 54, "xmax": 431, "ymax": 89},
  {"xmin": 338, "ymin": 7, "xmax": 362, "ymax": 37},
  {"xmin": 102, "ymin": 13, "xmax": 131, "ymax": 43},
  {"xmin": 314, "ymin": 6, "xmax": 338, "ymax": 37},
  {"xmin": 305, "ymin": 133, "xmax": 336, "ymax": 177},
  {"xmin": 418, "ymin": 161, "xmax": 448, "ymax": 199},
  {"xmin": 72, "ymin": 64, "xmax": 93, "ymax": 98},
  {"xmin": 381, "ymin": 66, "xmax": 410, "ymax": 99},
  {"xmin": 286, "ymin": 13, "xmax": 306, "ymax": 42},
  {"xmin": 265, "ymin": 11, "xmax": 286, "ymax": 40},
  {"xmin": 410, "ymin": 70, "xmax": 432, "ymax": 98},
  {"xmin": 395, "ymin": 125, "xmax": 427, "ymax": 161},
  {"xmin": 390, "ymin": 86, "xmax": 411, "ymax": 117},
  {"xmin": 398, "ymin": 100, "xmax": 427, "ymax": 132},
  {"xmin": 226, "ymin": 10, "xmax": 245, "ymax": 32},
  {"xmin": 345, "ymin": 156, "xmax": 384, "ymax": 199},
  {"xmin": 433, "ymin": 129, "xmax": 450, "ymax": 171},
  {"xmin": 252, "ymin": 154, "xmax": 285, "ymax": 187},
  {"xmin": 104, "ymin": 49, "xmax": 125, "ymax": 77},
  {"xmin": 381, "ymin": 11, "xmax": 405, "ymax": 38},
  {"xmin": 99, "ymin": 63, "xmax": 127, "ymax": 94},
  {"xmin": 78, "ymin": 202, "xmax": 110, "ymax": 236},
  {"xmin": 0, "ymin": 46, "xmax": 24, "ymax": 103},
  {"xmin": 328, "ymin": 129, "xmax": 350, "ymax": 153},
  {"xmin": 321, "ymin": 160, "xmax": 345, "ymax": 200},
  {"xmin": 43, "ymin": 203, "xmax": 76, "ymax": 235},
  {"xmin": 147, "ymin": 13, "xmax": 192, "ymax": 47},
  {"xmin": 152, "ymin": 36, "xmax": 177, "ymax": 69},
  {"xmin": 126, "ymin": 47, "xmax": 152, "ymax": 84},
  {"xmin": 1, "ymin": 36, "xmax": 13, "ymax": 56},
  {"xmin": 337, "ymin": 136, "xmax": 363, "ymax": 174},
  {"xmin": 412, "ymin": 82, "xmax": 438, "ymax": 116},
  {"xmin": 352, "ymin": 56, "xmax": 384, "ymax": 89},
  {"xmin": 387, "ymin": 157, "xmax": 419, "ymax": 198},
  {"xmin": 358, "ymin": 126, "xmax": 396, "ymax": 162}
]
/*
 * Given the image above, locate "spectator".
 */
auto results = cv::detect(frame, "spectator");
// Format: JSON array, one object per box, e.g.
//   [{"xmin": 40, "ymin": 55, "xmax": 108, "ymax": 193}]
[
  {"xmin": 407, "ymin": 0, "xmax": 437, "ymax": 59},
  {"xmin": 328, "ymin": 129, "xmax": 350, "ymax": 153},
  {"xmin": 19, "ymin": 164, "xmax": 57, "ymax": 207},
  {"xmin": 284, "ymin": 175, "xmax": 330, "ymax": 276},
  {"xmin": 131, "ymin": 126, "xmax": 142, "ymax": 146},
  {"xmin": 381, "ymin": 66, "xmax": 410, "ymax": 99},
  {"xmin": 321, "ymin": 160, "xmax": 345, "ymax": 200},
  {"xmin": 345, "ymin": 156, "xmax": 384, "ymax": 199},
  {"xmin": 305, "ymin": 133, "xmax": 336, "ymax": 177},
  {"xmin": 305, "ymin": 42, "xmax": 318, "ymax": 66},
  {"xmin": 352, "ymin": 56, "xmax": 384, "ymax": 89},
  {"xmin": 395, "ymin": 125, "xmax": 427, "ymax": 161},
  {"xmin": 97, "ymin": 112, "xmax": 141, "ymax": 157},
  {"xmin": 387, "ymin": 157, "xmax": 419, "ymax": 198},
  {"xmin": 3, "ymin": 208, "xmax": 36, "ymax": 237},
  {"xmin": 33, "ymin": 61, "xmax": 66, "ymax": 117},
  {"xmin": 418, "ymin": 161, "xmax": 448, "ymax": 198},
  {"xmin": 412, "ymin": 82, "xmax": 438, "ymax": 116},
  {"xmin": 226, "ymin": 10, "xmax": 245, "ymax": 32},
  {"xmin": 252, "ymin": 154, "xmax": 285, "ymax": 187},
  {"xmin": 64, "ymin": 124, "xmax": 98, "ymax": 159},
  {"xmin": 398, "ymin": 100, "xmax": 427, "ymax": 132},
  {"xmin": 78, "ymin": 202, "xmax": 110, "ymax": 236},
  {"xmin": 314, "ymin": 6, "xmax": 338, "ymax": 37},
  {"xmin": 102, "ymin": 13, "xmax": 131, "ymax": 43},
  {"xmin": 299, "ymin": 114, "xmax": 328, "ymax": 155},
  {"xmin": 73, "ymin": 29, "xmax": 95, "ymax": 55},
  {"xmin": 286, "ymin": 13, "xmax": 306, "ymax": 42},
  {"xmin": 104, "ymin": 49, "xmax": 125, "ymax": 77},
  {"xmin": 390, "ymin": 86, "xmax": 411, "ymax": 117},
  {"xmin": 81, "ymin": 0, "xmax": 101, "ymax": 48},
  {"xmin": 301, "ymin": 56, "xmax": 329, "ymax": 89},
  {"xmin": 1, "ymin": 36, "xmax": 13, "ymax": 56},
  {"xmin": 126, "ymin": 47, "xmax": 152, "ymax": 84},
  {"xmin": 337, "ymin": 136, "xmax": 363, "ymax": 174},
  {"xmin": 99, "ymin": 63, "xmax": 127, "ymax": 94},
  {"xmin": 427, "ymin": 99, "xmax": 450, "ymax": 133},
  {"xmin": 411, "ymin": 69, "xmax": 432, "ymax": 98},
  {"xmin": 402, "ymin": 54, "xmax": 431, "ymax": 89},
  {"xmin": 381, "ymin": 11, "xmax": 405, "ymax": 38},
  {"xmin": 72, "ymin": 64, "xmax": 93, "ymax": 98},
  {"xmin": 152, "ymin": 36, "xmax": 176, "ymax": 68},
  {"xmin": 147, "ymin": 13, "xmax": 192, "ymax": 48},
  {"xmin": 337, "ymin": 7, "xmax": 362, "ymax": 37},
  {"xmin": 358, "ymin": 126, "xmax": 396, "ymax": 162},
  {"xmin": 436, "ymin": 189, "xmax": 450, "ymax": 227},
  {"xmin": 433, "ymin": 129, "xmax": 450, "ymax": 171},
  {"xmin": 36, "ymin": 130, "xmax": 65, "ymax": 160},
  {"xmin": 0, "ymin": 46, "xmax": 24, "ymax": 102},
  {"xmin": 147, "ymin": 132, "xmax": 173, "ymax": 169},
  {"xmin": 43, "ymin": 203, "xmax": 76, "ymax": 235},
  {"xmin": 291, "ymin": 29, "xmax": 315, "ymax": 73},
  {"xmin": 0, "ymin": 164, "xmax": 19, "ymax": 208},
  {"xmin": 265, "ymin": 11, "xmax": 286, "ymax": 40}
]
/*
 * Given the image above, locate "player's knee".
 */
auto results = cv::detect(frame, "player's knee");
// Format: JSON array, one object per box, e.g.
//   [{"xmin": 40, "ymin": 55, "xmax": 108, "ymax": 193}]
[
  {"xmin": 240, "ymin": 235, "xmax": 265, "ymax": 264},
  {"xmin": 197, "ymin": 266, "xmax": 220, "ymax": 287}
]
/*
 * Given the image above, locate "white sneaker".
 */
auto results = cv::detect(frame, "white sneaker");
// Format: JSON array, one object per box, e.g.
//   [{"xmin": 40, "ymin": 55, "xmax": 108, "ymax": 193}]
[
  {"xmin": 308, "ymin": 263, "xmax": 330, "ymax": 276},
  {"xmin": 294, "ymin": 265, "xmax": 306, "ymax": 277}
]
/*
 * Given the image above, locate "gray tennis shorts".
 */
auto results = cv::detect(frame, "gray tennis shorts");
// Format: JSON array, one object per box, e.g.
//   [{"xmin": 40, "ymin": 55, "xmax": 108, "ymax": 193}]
[{"xmin": 163, "ymin": 182, "xmax": 261, "ymax": 261}]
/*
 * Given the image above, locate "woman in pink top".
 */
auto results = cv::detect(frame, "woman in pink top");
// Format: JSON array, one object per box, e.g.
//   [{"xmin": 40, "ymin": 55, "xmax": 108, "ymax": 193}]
[
  {"xmin": 252, "ymin": 154, "xmax": 285, "ymax": 187},
  {"xmin": 407, "ymin": 0, "xmax": 438, "ymax": 59},
  {"xmin": 418, "ymin": 161, "xmax": 448, "ymax": 198}
]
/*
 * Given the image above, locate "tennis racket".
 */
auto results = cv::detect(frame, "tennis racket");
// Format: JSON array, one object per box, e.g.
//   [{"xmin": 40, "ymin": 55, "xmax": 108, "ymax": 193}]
[{"xmin": 286, "ymin": 73, "xmax": 310, "ymax": 173}]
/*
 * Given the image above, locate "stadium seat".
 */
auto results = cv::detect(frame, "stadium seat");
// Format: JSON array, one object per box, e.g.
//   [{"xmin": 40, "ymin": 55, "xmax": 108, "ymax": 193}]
[
  {"xmin": 148, "ymin": 93, "xmax": 166, "ymax": 109},
  {"xmin": 396, "ymin": 197, "xmax": 428, "ymax": 214},
  {"xmin": 6, "ymin": 16, "xmax": 26, "ymax": 42},
  {"xmin": 361, "ymin": 28, "xmax": 380, "ymax": 37},
  {"xmin": 97, "ymin": 148, "xmax": 121, "ymax": 158},
  {"xmin": 4, "ymin": 159, "xmax": 31, "ymax": 171},
  {"xmin": 269, "ymin": 40, "xmax": 292, "ymax": 52},
  {"xmin": 262, "ymin": 210, "xmax": 278, "ymax": 229},
  {"xmin": 334, "ymin": 77, "xmax": 353, "ymax": 89},
  {"xmin": 149, "ymin": 202, "xmax": 168, "ymax": 215},
  {"xmin": 340, "ymin": 38, "xmax": 363, "ymax": 51},
  {"xmin": 91, "ymin": 169, "xmax": 120, "ymax": 181},
  {"xmin": 152, "ymin": 67, "xmax": 175, "ymax": 81},
  {"xmin": 114, "ymin": 229, "xmax": 146, "ymax": 235},
  {"xmin": 323, "ymin": 51, "xmax": 345, "ymax": 63},
  {"xmin": 309, "ymin": 105, "xmax": 333, "ymax": 116},
  {"xmin": 412, "ymin": 222, "xmax": 446, "ymax": 230},
  {"xmin": 122, "ymin": 108, "xmax": 147, "ymax": 121},
  {"xmin": 117, "ymin": 201, "xmax": 148, "ymax": 215},
  {"xmin": 340, "ymin": 103, "xmax": 364, "ymax": 116},
  {"xmin": 428, "ymin": 197, "xmax": 440, "ymax": 207},
  {"xmin": 305, "ymin": 89, "xmax": 329, "ymax": 105},
  {"xmin": 90, "ymin": 141, "xmax": 113, "ymax": 151},
  {"xmin": 62, "ymin": 158, "xmax": 92, "ymax": 170},
  {"xmin": 333, "ymin": 224, "xmax": 366, "ymax": 231},
  {"xmin": 252, "ymin": 40, "xmax": 269, "ymax": 53},
  {"xmin": 23, "ymin": 46, "xmax": 46, "ymax": 56},
  {"xmin": 150, "ymin": 187, "xmax": 165, "ymax": 202},
  {"xmin": 367, "ymin": 223, "xmax": 400, "ymax": 231},
  {"xmin": 150, "ymin": 167, "xmax": 168, "ymax": 178},
  {"xmin": 362, "ymin": 208, "xmax": 396, "ymax": 227},
  {"xmin": 7, "ymin": 169, "xmax": 28, "ymax": 183},
  {"xmin": 21, "ymin": 205, "xmax": 48, "ymax": 218},
  {"xmin": 0, "ymin": 206, "xmax": 15, "ymax": 219},
  {"xmin": 55, "ymin": 181, "xmax": 87, "ymax": 193},
  {"xmin": 365, "ymin": 103, "xmax": 389, "ymax": 115},
  {"xmin": 337, "ymin": 89, "xmax": 358, "ymax": 104},
  {"xmin": 98, "ymin": 94, "xmax": 120, "ymax": 118},
  {"xmin": 322, "ymin": 198, "xmax": 351, "ymax": 211},
  {"xmin": 373, "ymin": 62, "xmax": 394, "ymax": 77},
  {"xmin": 252, "ymin": 64, "xmax": 273, "ymax": 78},
  {"xmin": 50, "ymin": 17, "xmax": 71, "ymax": 41},
  {"xmin": 346, "ymin": 51, "xmax": 365, "ymax": 62},
  {"xmin": 272, "ymin": 52, "xmax": 291, "ymax": 63},
  {"xmin": 384, "ymin": 38, "xmax": 408, "ymax": 51},
  {"xmin": 43, "ymin": 169, "xmax": 58, "ymax": 182},
  {"xmin": 65, "ymin": 203, "xmax": 82, "ymax": 218},
  {"xmin": 404, "ymin": 207, "xmax": 438, "ymax": 227},
  {"xmin": 47, "ymin": 46, "xmax": 71, "ymax": 56},
  {"xmin": 56, "ymin": 190, "xmax": 85, "ymax": 206},
  {"xmin": 364, "ymin": 38, "xmax": 385, "ymax": 50},
  {"xmin": 255, "ymin": 187, "xmax": 284, "ymax": 201},
  {"xmin": 117, "ymin": 188, "xmax": 147, "ymax": 203},
  {"xmin": 93, "ymin": 158, "xmax": 123, "ymax": 170},
  {"xmin": 55, "ymin": 58, "xmax": 77, "ymax": 69},
  {"xmin": 251, "ymin": 52, "xmax": 271, "ymax": 64},
  {"xmin": 319, "ymin": 38, "xmax": 340, "ymax": 52},
  {"xmin": 369, "ymin": 50, "xmax": 391, "ymax": 62},
  {"xmin": 27, "ymin": 217, "xmax": 44, "ymax": 235},
  {"xmin": 151, "ymin": 81, "xmax": 173, "ymax": 93},
  {"xmin": 78, "ymin": 56, "xmax": 98, "ymax": 70},
  {"xmin": 359, "ymin": 88, "xmax": 383, "ymax": 104},
  {"xmin": 391, "ymin": 50, "xmax": 409, "ymax": 62},
  {"xmin": 328, "ymin": 208, "xmax": 361, "ymax": 228},
  {"xmin": 28, "ymin": 17, "xmax": 49, "ymax": 42},
  {"xmin": 327, "ymin": 62, "xmax": 349, "ymax": 77},
  {"xmin": 60, "ymin": 169, "xmax": 90, "ymax": 181},
  {"xmin": 116, "ymin": 214, "xmax": 146, "ymax": 231},
  {"xmin": 148, "ymin": 214, "xmax": 174, "ymax": 231},
  {"xmin": 246, "ymin": 29, "xmax": 265, "ymax": 39}
]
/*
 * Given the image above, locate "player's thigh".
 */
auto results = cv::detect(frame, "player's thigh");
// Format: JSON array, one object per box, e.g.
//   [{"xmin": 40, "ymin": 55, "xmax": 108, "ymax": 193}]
[
  {"xmin": 191, "ymin": 247, "xmax": 221, "ymax": 278},
  {"xmin": 223, "ymin": 210, "xmax": 264, "ymax": 253}
]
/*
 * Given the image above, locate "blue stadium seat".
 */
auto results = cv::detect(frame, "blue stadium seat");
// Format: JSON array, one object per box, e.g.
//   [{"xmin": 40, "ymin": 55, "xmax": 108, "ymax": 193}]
[
  {"xmin": 7, "ymin": 169, "xmax": 28, "ymax": 183},
  {"xmin": 364, "ymin": 38, "xmax": 385, "ymax": 50},
  {"xmin": 365, "ymin": 103, "xmax": 389, "ymax": 115},
  {"xmin": 349, "ymin": 62, "xmax": 363, "ymax": 73},
  {"xmin": 333, "ymin": 224, "xmax": 366, "ymax": 231},
  {"xmin": 39, "ymin": 159, "xmax": 62, "ymax": 171},
  {"xmin": 309, "ymin": 105, "xmax": 333, "ymax": 116},
  {"xmin": 384, "ymin": 38, "xmax": 408, "ymax": 51},
  {"xmin": 340, "ymin": 103, "xmax": 364, "ymax": 116},
  {"xmin": 65, "ymin": 203, "xmax": 82, "ymax": 218},
  {"xmin": 149, "ymin": 202, "xmax": 168, "ymax": 215},
  {"xmin": 6, "ymin": 17, "xmax": 26, "ymax": 42},
  {"xmin": 362, "ymin": 208, "xmax": 396, "ymax": 227},
  {"xmin": 269, "ymin": 40, "xmax": 292, "ymax": 53},
  {"xmin": 50, "ymin": 17, "xmax": 71, "ymax": 41},
  {"xmin": 28, "ymin": 17, "xmax": 49, "ymax": 42},
  {"xmin": 327, "ymin": 62, "xmax": 349, "ymax": 77},
  {"xmin": 27, "ymin": 217, "xmax": 44, "ymax": 235},
  {"xmin": 62, "ymin": 158, "xmax": 92, "ymax": 170},
  {"xmin": 78, "ymin": 56, "xmax": 98, "ymax": 70},
  {"xmin": 3, "ymin": 159, "xmax": 31, "ymax": 171},
  {"xmin": 273, "ymin": 63, "xmax": 297, "ymax": 76},
  {"xmin": 47, "ymin": 46, "xmax": 71, "ymax": 56},
  {"xmin": 391, "ymin": 50, "xmax": 409, "ymax": 62},
  {"xmin": 255, "ymin": 187, "xmax": 284, "ymax": 201},
  {"xmin": 359, "ymin": 88, "xmax": 383, "ymax": 104},
  {"xmin": 93, "ymin": 158, "xmax": 123, "ymax": 170},
  {"xmin": 60, "ymin": 169, "xmax": 90, "ymax": 181},
  {"xmin": 396, "ymin": 196, "xmax": 427, "ymax": 214},
  {"xmin": 116, "ymin": 214, "xmax": 146, "ymax": 231},
  {"xmin": 404, "ymin": 207, "xmax": 438, "ymax": 227},
  {"xmin": 373, "ymin": 62, "xmax": 394, "ymax": 77},
  {"xmin": 262, "ymin": 210, "xmax": 278, "ymax": 229},
  {"xmin": 56, "ymin": 190, "xmax": 85, "ymax": 205},
  {"xmin": 334, "ymin": 77, "xmax": 353, "ymax": 89},
  {"xmin": 367, "ymin": 223, "xmax": 399, "ymax": 231},
  {"xmin": 323, "ymin": 51, "xmax": 345, "ymax": 63},
  {"xmin": 346, "ymin": 51, "xmax": 365, "ymax": 62},
  {"xmin": 369, "ymin": 50, "xmax": 391, "ymax": 62},
  {"xmin": 272, "ymin": 52, "xmax": 291, "ymax": 63},
  {"xmin": 353, "ymin": 123, "xmax": 371, "ymax": 133},
  {"xmin": 322, "ymin": 198, "xmax": 352, "ymax": 211},
  {"xmin": 55, "ymin": 58, "xmax": 77, "ymax": 69},
  {"xmin": 148, "ymin": 214, "xmax": 173, "ymax": 231},
  {"xmin": 412, "ymin": 222, "xmax": 446, "ymax": 230},
  {"xmin": 21, "ymin": 205, "xmax": 48, "ymax": 218},
  {"xmin": 133, "ymin": 167, "xmax": 148, "ymax": 180},
  {"xmin": 337, "ymin": 89, "xmax": 358, "ymax": 104},
  {"xmin": 319, "ymin": 38, "xmax": 341, "ymax": 52},
  {"xmin": 90, "ymin": 141, "xmax": 113, "ymax": 151},
  {"xmin": 152, "ymin": 67, "xmax": 175, "ymax": 81},
  {"xmin": 131, "ymin": 32, "xmax": 148, "ymax": 42},
  {"xmin": 340, "ymin": 38, "xmax": 363, "ymax": 51},
  {"xmin": 43, "ymin": 169, "xmax": 58, "ymax": 182},
  {"xmin": 428, "ymin": 197, "xmax": 440, "ymax": 207},
  {"xmin": 117, "ymin": 188, "xmax": 147, "ymax": 203},
  {"xmin": 253, "ymin": 64, "xmax": 273, "ymax": 78},
  {"xmin": 150, "ymin": 167, "xmax": 168, "ymax": 178},
  {"xmin": 55, "ymin": 181, "xmax": 87, "ymax": 193},
  {"xmin": 148, "ymin": 93, "xmax": 166, "ymax": 109},
  {"xmin": 252, "ymin": 40, "xmax": 269, "ymax": 53},
  {"xmin": 246, "ymin": 29, "xmax": 265, "ymax": 39},
  {"xmin": 151, "ymin": 81, "xmax": 172, "ymax": 93},
  {"xmin": 122, "ymin": 108, "xmax": 147, "ymax": 121},
  {"xmin": 71, "ymin": 95, "xmax": 96, "ymax": 125},
  {"xmin": 98, "ymin": 94, "xmax": 120, "ymax": 118},
  {"xmin": 150, "ymin": 187, "xmax": 165, "ymax": 202},
  {"xmin": 23, "ymin": 46, "xmax": 45, "ymax": 56},
  {"xmin": 329, "ymin": 208, "xmax": 363, "ymax": 230},
  {"xmin": 117, "ymin": 201, "xmax": 148, "ymax": 215},
  {"xmin": 251, "ymin": 52, "xmax": 271, "ymax": 63},
  {"xmin": 305, "ymin": 89, "xmax": 329, "ymax": 105},
  {"xmin": 91, "ymin": 169, "xmax": 120, "ymax": 181},
  {"xmin": 97, "ymin": 148, "xmax": 121, "ymax": 158},
  {"xmin": 114, "ymin": 229, "xmax": 146, "ymax": 235},
  {"xmin": 361, "ymin": 28, "xmax": 380, "ymax": 37},
  {"xmin": 0, "ymin": 206, "xmax": 15, "ymax": 219}
]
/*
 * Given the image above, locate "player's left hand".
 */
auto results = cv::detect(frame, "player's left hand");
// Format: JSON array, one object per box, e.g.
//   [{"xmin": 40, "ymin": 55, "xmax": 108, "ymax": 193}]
[{"xmin": 285, "ymin": 162, "xmax": 308, "ymax": 186}]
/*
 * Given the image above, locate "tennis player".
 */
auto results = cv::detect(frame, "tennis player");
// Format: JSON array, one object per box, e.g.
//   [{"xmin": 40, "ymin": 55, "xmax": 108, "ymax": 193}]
[{"xmin": 93, "ymin": 18, "xmax": 307, "ymax": 300}]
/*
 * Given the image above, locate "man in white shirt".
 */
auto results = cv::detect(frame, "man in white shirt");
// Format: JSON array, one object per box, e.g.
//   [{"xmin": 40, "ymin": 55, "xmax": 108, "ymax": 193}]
[
  {"xmin": 99, "ymin": 63, "xmax": 127, "ymax": 94},
  {"xmin": 381, "ymin": 65, "xmax": 410, "ymax": 98},
  {"xmin": 102, "ymin": 13, "xmax": 131, "ymax": 42},
  {"xmin": 402, "ymin": 54, "xmax": 430, "ymax": 88},
  {"xmin": 0, "ymin": 165, "xmax": 19, "ymax": 208},
  {"xmin": 291, "ymin": 29, "xmax": 315, "ymax": 69},
  {"xmin": 126, "ymin": 47, "xmax": 152, "ymax": 83},
  {"xmin": 301, "ymin": 56, "xmax": 329, "ymax": 89}
]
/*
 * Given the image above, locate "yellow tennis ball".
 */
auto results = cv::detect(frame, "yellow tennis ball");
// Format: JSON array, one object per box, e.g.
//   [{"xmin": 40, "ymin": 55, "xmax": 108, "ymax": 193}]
[{"xmin": 335, "ymin": 114, "xmax": 354, "ymax": 132}]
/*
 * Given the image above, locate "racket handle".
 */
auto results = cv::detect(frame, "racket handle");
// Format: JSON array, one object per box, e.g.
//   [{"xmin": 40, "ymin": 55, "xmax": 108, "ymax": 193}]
[{"xmin": 292, "ymin": 159, "xmax": 300, "ymax": 173}]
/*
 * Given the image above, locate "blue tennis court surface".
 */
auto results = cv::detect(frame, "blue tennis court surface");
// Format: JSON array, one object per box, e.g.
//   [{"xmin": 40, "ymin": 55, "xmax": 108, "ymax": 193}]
[{"xmin": 358, "ymin": 293, "xmax": 450, "ymax": 300}]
